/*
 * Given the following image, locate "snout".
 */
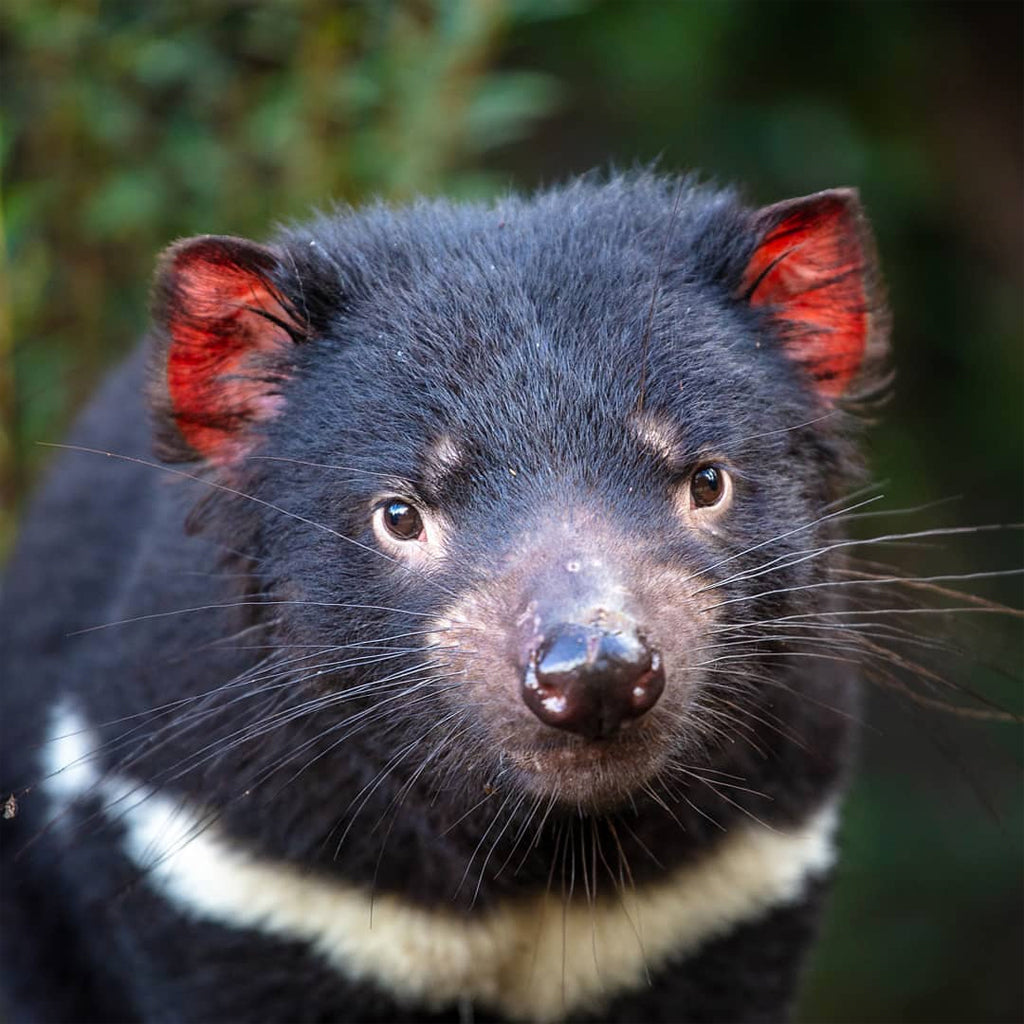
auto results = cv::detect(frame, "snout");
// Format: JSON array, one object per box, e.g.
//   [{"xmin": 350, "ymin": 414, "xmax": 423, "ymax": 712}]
[
  {"xmin": 432, "ymin": 543, "xmax": 699, "ymax": 806},
  {"xmin": 521, "ymin": 614, "xmax": 665, "ymax": 739}
]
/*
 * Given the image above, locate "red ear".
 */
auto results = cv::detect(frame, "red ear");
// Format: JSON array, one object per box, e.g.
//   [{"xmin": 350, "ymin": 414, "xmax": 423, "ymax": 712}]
[
  {"xmin": 152, "ymin": 236, "xmax": 304, "ymax": 465},
  {"xmin": 741, "ymin": 189, "xmax": 886, "ymax": 400}
]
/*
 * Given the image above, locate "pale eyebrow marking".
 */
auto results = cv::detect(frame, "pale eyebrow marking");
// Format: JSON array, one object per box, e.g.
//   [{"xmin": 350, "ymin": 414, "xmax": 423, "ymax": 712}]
[
  {"xmin": 630, "ymin": 414, "xmax": 683, "ymax": 465},
  {"xmin": 421, "ymin": 435, "xmax": 463, "ymax": 495}
]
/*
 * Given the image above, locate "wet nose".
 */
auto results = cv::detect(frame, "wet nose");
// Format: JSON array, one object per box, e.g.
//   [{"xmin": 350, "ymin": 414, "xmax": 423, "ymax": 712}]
[{"xmin": 521, "ymin": 623, "xmax": 665, "ymax": 739}]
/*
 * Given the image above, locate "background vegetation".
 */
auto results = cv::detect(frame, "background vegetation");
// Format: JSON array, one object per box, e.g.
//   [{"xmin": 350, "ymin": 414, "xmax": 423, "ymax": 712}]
[{"xmin": 2, "ymin": 1, "xmax": 1021, "ymax": 1020}]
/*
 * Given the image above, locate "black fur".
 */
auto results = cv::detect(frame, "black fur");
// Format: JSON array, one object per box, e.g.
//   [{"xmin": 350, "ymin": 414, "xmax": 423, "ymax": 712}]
[{"xmin": 1, "ymin": 173, "xmax": 884, "ymax": 1022}]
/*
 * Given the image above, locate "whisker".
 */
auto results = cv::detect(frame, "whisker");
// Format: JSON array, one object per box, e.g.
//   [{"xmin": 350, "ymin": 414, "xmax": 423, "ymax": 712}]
[
  {"xmin": 682, "ymin": 495, "xmax": 885, "ymax": 584},
  {"xmin": 703, "ymin": 568, "xmax": 1024, "ymax": 613},
  {"xmin": 40, "ymin": 443, "xmax": 460, "ymax": 598},
  {"xmin": 68, "ymin": 599, "xmax": 448, "ymax": 636},
  {"xmin": 693, "ymin": 523, "xmax": 1023, "ymax": 596}
]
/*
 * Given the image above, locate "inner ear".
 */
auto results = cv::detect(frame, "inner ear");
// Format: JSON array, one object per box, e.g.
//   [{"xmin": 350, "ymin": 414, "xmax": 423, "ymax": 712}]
[
  {"xmin": 151, "ymin": 235, "xmax": 306, "ymax": 466},
  {"xmin": 740, "ymin": 189, "xmax": 887, "ymax": 401}
]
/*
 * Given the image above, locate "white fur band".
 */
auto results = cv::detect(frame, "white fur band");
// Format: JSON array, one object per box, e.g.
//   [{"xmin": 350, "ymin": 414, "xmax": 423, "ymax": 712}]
[{"xmin": 44, "ymin": 701, "xmax": 836, "ymax": 1022}]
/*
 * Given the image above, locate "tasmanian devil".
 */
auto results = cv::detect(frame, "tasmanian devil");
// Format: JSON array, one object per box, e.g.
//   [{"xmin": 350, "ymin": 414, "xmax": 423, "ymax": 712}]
[{"xmin": 1, "ymin": 173, "xmax": 892, "ymax": 1023}]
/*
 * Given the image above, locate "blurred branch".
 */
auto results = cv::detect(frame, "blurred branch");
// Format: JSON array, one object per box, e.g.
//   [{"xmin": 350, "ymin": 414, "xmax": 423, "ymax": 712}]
[
  {"xmin": 374, "ymin": 0, "xmax": 507, "ymax": 198},
  {"xmin": 0, "ymin": 189, "xmax": 15, "ymax": 553}
]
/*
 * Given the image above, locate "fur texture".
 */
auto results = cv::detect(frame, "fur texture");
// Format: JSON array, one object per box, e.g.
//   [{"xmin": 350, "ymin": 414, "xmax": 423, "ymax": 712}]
[
  {"xmin": 1, "ymin": 172, "xmax": 887, "ymax": 1022},
  {"xmin": 42, "ymin": 700, "xmax": 837, "ymax": 1022}
]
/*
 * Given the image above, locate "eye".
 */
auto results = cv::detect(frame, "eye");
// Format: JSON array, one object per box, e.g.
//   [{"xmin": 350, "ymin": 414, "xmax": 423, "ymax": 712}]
[
  {"xmin": 690, "ymin": 465, "xmax": 727, "ymax": 509},
  {"xmin": 381, "ymin": 500, "xmax": 425, "ymax": 541}
]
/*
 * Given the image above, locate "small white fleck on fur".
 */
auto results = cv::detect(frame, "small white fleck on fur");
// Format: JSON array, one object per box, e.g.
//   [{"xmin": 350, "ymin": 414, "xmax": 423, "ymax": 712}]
[{"xmin": 43, "ymin": 700, "xmax": 837, "ymax": 1022}]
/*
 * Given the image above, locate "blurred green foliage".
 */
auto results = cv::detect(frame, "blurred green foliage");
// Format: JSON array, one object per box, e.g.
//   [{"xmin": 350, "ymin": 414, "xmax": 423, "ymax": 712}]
[
  {"xmin": 2, "ymin": 1, "xmax": 1021, "ymax": 1021},
  {"xmin": 1, "ymin": 0, "xmax": 568, "ymax": 545}
]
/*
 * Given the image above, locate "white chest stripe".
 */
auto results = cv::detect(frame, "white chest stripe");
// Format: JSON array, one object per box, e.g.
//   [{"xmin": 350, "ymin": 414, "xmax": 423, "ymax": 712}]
[{"xmin": 44, "ymin": 703, "xmax": 837, "ymax": 1022}]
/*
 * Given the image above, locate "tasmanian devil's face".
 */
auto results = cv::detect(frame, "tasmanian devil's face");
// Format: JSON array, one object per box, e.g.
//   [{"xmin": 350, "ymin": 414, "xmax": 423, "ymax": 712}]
[{"xmin": 150, "ymin": 178, "xmax": 885, "ymax": 812}]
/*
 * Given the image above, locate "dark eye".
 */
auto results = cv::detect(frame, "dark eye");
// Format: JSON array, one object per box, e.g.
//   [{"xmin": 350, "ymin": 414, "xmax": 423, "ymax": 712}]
[
  {"xmin": 690, "ymin": 465, "xmax": 726, "ymax": 508},
  {"xmin": 382, "ymin": 500, "xmax": 425, "ymax": 541}
]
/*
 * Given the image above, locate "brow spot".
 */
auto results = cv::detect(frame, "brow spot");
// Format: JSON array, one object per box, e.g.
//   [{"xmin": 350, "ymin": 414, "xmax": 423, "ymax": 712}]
[{"xmin": 631, "ymin": 414, "xmax": 682, "ymax": 465}]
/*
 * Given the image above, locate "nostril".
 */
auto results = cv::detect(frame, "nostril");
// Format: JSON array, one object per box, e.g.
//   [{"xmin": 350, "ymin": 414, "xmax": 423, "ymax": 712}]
[
  {"xmin": 521, "ymin": 624, "xmax": 665, "ymax": 739},
  {"xmin": 628, "ymin": 650, "xmax": 664, "ymax": 716}
]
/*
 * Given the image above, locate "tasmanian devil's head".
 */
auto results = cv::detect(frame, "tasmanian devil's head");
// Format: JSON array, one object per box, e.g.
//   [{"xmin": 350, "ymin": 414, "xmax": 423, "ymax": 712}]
[{"xmin": 149, "ymin": 174, "xmax": 888, "ymax": 814}]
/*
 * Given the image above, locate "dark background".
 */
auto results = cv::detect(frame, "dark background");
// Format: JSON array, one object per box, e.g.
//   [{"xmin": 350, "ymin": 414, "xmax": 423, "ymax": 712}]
[{"xmin": 2, "ymin": 2, "xmax": 1021, "ymax": 1020}]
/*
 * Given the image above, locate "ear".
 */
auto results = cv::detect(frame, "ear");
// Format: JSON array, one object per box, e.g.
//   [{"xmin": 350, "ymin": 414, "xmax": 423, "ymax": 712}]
[
  {"xmin": 150, "ymin": 235, "xmax": 306, "ymax": 465},
  {"xmin": 740, "ymin": 189, "xmax": 888, "ymax": 401}
]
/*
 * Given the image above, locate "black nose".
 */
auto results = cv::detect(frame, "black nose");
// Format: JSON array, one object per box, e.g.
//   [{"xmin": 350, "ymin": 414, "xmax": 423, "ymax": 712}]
[{"xmin": 521, "ymin": 623, "xmax": 665, "ymax": 739}]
